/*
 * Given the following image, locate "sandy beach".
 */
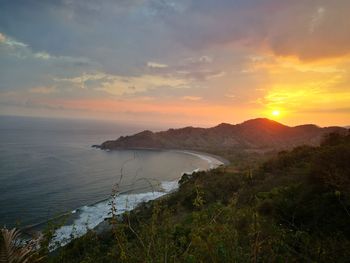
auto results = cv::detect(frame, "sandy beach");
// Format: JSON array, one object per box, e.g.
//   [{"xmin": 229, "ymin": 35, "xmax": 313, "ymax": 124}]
[{"xmin": 50, "ymin": 150, "xmax": 228, "ymax": 249}]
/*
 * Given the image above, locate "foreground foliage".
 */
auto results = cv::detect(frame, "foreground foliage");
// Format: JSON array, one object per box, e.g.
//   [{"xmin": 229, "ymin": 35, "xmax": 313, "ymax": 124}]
[
  {"xmin": 5, "ymin": 131, "xmax": 349, "ymax": 262},
  {"xmin": 0, "ymin": 228, "xmax": 43, "ymax": 263}
]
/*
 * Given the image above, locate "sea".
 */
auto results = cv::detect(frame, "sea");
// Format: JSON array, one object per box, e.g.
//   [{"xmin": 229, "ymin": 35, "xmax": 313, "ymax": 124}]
[{"xmin": 0, "ymin": 115, "xmax": 223, "ymax": 247}]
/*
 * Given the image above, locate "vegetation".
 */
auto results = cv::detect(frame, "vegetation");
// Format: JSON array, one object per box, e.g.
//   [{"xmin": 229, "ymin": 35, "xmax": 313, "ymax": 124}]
[
  {"xmin": 100, "ymin": 118, "xmax": 346, "ymax": 152},
  {"xmin": 0, "ymin": 228, "xmax": 42, "ymax": 263},
  {"xmin": 2, "ymin": 131, "xmax": 349, "ymax": 262}
]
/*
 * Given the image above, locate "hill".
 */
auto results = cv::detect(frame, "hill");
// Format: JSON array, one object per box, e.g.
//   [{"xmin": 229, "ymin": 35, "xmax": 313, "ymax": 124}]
[
  {"xmin": 98, "ymin": 118, "xmax": 346, "ymax": 152},
  {"xmin": 47, "ymin": 131, "xmax": 350, "ymax": 262}
]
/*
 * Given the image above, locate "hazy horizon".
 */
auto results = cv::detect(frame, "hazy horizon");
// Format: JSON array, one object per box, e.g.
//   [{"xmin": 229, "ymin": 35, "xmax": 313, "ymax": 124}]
[{"xmin": 1, "ymin": 113, "xmax": 348, "ymax": 130}]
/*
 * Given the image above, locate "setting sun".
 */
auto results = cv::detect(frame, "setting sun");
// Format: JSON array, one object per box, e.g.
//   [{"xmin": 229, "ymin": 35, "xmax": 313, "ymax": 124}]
[{"xmin": 272, "ymin": 110, "xmax": 280, "ymax": 117}]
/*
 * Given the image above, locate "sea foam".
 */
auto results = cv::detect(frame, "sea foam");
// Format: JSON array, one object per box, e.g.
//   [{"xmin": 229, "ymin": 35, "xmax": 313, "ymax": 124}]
[
  {"xmin": 50, "ymin": 151, "xmax": 224, "ymax": 249},
  {"xmin": 50, "ymin": 181, "xmax": 177, "ymax": 249}
]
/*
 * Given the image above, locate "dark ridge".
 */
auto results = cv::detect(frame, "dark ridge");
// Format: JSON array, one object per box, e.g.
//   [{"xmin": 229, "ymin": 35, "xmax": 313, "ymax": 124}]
[{"xmin": 97, "ymin": 118, "xmax": 347, "ymax": 151}]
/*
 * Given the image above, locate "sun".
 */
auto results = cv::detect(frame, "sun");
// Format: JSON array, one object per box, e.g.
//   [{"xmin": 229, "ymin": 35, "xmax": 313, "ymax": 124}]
[{"xmin": 272, "ymin": 110, "xmax": 280, "ymax": 117}]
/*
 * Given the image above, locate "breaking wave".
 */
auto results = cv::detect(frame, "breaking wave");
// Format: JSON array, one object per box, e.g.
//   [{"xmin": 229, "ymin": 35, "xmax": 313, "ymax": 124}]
[{"xmin": 49, "ymin": 151, "xmax": 224, "ymax": 249}]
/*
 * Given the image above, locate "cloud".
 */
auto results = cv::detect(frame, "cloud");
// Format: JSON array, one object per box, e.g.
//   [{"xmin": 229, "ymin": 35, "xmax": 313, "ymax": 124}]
[
  {"xmin": 225, "ymin": 94, "xmax": 235, "ymax": 99},
  {"xmin": 34, "ymin": 52, "xmax": 51, "ymax": 60},
  {"xmin": 29, "ymin": 86, "xmax": 57, "ymax": 94},
  {"xmin": 303, "ymin": 107, "xmax": 350, "ymax": 114},
  {"xmin": 55, "ymin": 71, "xmax": 188, "ymax": 96},
  {"xmin": 184, "ymin": 56, "xmax": 213, "ymax": 64},
  {"xmin": 309, "ymin": 6, "xmax": 326, "ymax": 33},
  {"xmin": 0, "ymin": 32, "xmax": 5, "ymax": 42},
  {"xmin": 1, "ymin": 1, "xmax": 350, "ymax": 125},
  {"xmin": 175, "ymin": 69, "xmax": 225, "ymax": 81},
  {"xmin": 0, "ymin": 32, "xmax": 91, "ymax": 65},
  {"xmin": 145, "ymin": 55, "xmax": 225, "ymax": 82},
  {"xmin": 55, "ymin": 72, "xmax": 109, "ymax": 89},
  {"xmin": 149, "ymin": 0, "xmax": 350, "ymax": 61},
  {"xmin": 0, "ymin": 32, "xmax": 27, "ymax": 48},
  {"xmin": 242, "ymin": 54, "xmax": 347, "ymax": 75},
  {"xmin": 147, "ymin": 61, "xmax": 168, "ymax": 68},
  {"xmin": 254, "ymin": 1, "xmax": 350, "ymax": 60},
  {"xmin": 99, "ymin": 74, "xmax": 187, "ymax": 96},
  {"xmin": 3, "ymin": 1, "xmax": 350, "ymax": 64},
  {"xmin": 182, "ymin": 96, "xmax": 202, "ymax": 101},
  {"xmin": 0, "ymin": 31, "xmax": 98, "ymax": 108},
  {"xmin": 255, "ymin": 80, "xmax": 350, "ymax": 116}
]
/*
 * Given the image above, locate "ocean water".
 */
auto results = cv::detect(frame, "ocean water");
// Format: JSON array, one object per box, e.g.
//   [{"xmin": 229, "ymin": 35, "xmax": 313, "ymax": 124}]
[{"xmin": 0, "ymin": 116, "xmax": 222, "ymax": 246}]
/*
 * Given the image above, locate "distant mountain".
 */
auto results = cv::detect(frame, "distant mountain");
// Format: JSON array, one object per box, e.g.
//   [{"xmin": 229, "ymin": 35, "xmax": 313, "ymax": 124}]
[{"xmin": 98, "ymin": 118, "xmax": 347, "ymax": 151}]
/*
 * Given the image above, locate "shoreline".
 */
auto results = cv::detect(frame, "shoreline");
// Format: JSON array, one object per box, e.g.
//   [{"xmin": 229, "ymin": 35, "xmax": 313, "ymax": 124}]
[
  {"xmin": 91, "ymin": 149, "xmax": 229, "ymax": 236},
  {"xmin": 172, "ymin": 149, "xmax": 230, "ymax": 167},
  {"xmin": 50, "ymin": 149, "xmax": 228, "ymax": 250},
  {"xmin": 95, "ymin": 146, "xmax": 231, "ymax": 166}
]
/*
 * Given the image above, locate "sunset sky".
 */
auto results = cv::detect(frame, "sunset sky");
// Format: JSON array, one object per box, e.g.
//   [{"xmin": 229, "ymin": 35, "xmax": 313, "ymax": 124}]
[{"xmin": 1, "ymin": 0, "xmax": 350, "ymax": 127}]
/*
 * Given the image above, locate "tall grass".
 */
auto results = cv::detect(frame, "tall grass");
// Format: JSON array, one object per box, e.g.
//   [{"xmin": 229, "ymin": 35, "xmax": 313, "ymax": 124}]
[{"xmin": 0, "ymin": 228, "xmax": 43, "ymax": 263}]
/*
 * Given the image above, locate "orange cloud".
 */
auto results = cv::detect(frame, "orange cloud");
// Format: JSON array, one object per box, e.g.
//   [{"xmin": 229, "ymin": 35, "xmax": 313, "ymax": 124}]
[{"xmin": 243, "ymin": 50, "xmax": 350, "ymax": 126}]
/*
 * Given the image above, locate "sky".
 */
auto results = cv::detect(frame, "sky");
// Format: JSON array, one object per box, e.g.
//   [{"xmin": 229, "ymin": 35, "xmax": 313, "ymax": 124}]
[{"xmin": 0, "ymin": 0, "xmax": 350, "ymax": 127}]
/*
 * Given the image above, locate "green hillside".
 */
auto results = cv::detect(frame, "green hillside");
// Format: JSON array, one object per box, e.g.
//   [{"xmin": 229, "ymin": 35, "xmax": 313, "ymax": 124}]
[
  {"xmin": 45, "ymin": 131, "xmax": 350, "ymax": 262},
  {"xmin": 2, "ymin": 131, "xmax": 349, "ymax": 262}
]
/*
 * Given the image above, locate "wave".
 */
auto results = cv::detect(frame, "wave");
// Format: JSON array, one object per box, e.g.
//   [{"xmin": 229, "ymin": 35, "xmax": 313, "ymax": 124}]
[
  {"xmin": 50, "ymin": 181, "xmax": 178, "ymax": 249},
  {"xmin": 49, "ymin": 151, "xmax": 224, "ymax": 250}
]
